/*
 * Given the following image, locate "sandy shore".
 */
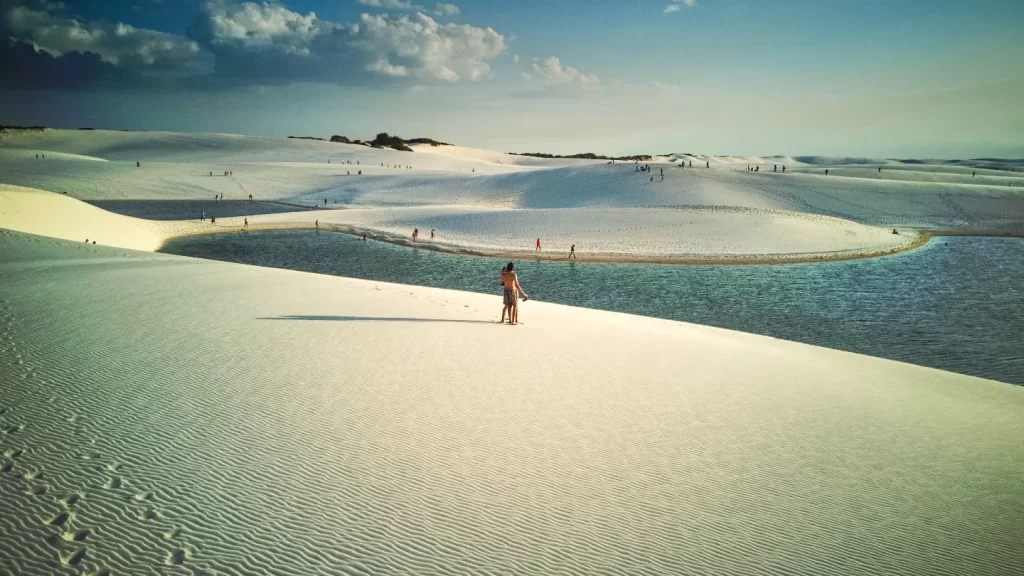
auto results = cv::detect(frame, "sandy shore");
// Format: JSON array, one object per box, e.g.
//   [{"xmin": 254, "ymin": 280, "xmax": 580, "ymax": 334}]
[{"xmin": 2, "ymin": 229, "xmax": 1022, "ymax": 576}]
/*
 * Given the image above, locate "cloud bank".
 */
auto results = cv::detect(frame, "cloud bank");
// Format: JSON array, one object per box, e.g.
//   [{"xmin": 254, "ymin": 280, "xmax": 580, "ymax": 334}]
[{"xmin": 0, "ymin": 0, "xmax": 500, "ymax": 89}]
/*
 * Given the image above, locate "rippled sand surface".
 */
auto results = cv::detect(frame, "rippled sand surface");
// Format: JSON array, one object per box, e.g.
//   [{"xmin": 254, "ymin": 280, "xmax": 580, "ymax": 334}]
[{"xmin": 2, "ymin": 231, "xmax": 1023, "ymax": 576}]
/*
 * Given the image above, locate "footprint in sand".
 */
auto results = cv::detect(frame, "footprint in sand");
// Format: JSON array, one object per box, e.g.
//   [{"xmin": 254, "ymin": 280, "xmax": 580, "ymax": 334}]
[
  {"xmin": 139, "ymin": 508, "xmax": 163, "ymax": 521},
  {"xmin": 61, "ymin": 528, "xmax": 90, "ymax": 543},
  {"xmin": 1, "ymin": 462, "xmax": 13, "ymax": 473},
  {"xmin": 105, "ymin": 462, "xmax": 122, "ymax": 473},
  {"xmin": 133, "ymin": 491, "xmax": 154, "ymax": 502},
  {"xmin": 22, "ymin": 469, "xmax": 44, "ymax": 481},
  {"xmin": 166, "ymin": 548, "xmax": 190, "ymax": 565},
  {"xmin": 79, "ymin": 452, "xmax": 101, "ymax": 461},
  {"xmin": 49, "ymin": 511, "xmax": 72, "ymax": 527},
  {"xmin": 104, "ymin": 477, "xmax": 123, "ymax": 490},
  {"xmin": 26, "ymin": 484, "xmax": 49, "ymax": 496},
  {"xmin": 3, "ymin": 447, "xmax": 24, "ymax": 458},
  {"xmin": 59, "ymin": 546, "xmax": 87, "ymax": 567},
  {"xmin": 163, "ymin": 527, "xmax": 182, "ymax": 540},
  {"xmin": 61, "ymin": 493, "xmax": 83, "ymax": 507}
]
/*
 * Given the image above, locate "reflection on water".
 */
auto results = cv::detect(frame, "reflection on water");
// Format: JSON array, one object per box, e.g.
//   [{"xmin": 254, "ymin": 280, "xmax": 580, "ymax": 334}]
[
  {"xmin": 88, "ymin": 200, "xmax": 318, "ymax": 221},
  {"xmin": 161, "ymin": 231, "xmax": 1024, "ymax": 385}
]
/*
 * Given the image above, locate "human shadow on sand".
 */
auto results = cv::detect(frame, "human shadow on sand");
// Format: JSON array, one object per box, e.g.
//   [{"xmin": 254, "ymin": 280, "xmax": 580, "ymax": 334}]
[{"xmin": 259, "ymin": 315, "xmax": 497, "ymax": 325}]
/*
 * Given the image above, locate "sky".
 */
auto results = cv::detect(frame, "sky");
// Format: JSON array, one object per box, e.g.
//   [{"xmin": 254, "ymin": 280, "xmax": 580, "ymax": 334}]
[{"xmin": 1, "ymin": 0, "xmax": 1022, "ymax": 157}]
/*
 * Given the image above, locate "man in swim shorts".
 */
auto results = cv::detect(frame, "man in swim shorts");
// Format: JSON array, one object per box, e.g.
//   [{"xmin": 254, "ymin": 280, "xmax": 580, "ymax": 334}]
[{"xmin": 500, "ymin": 262, "xmax": 529, "ymax": 324}]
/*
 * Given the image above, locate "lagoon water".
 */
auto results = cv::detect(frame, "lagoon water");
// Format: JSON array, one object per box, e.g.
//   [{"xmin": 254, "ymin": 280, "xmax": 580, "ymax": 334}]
[{"xmin": 161, "ymin": 232, "xmax": 1024, "ymax": 385}]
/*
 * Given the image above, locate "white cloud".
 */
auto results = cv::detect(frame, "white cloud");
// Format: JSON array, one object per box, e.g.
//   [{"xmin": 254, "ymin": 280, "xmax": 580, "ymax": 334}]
[
  {"xmin": 529, "ymin": 56, "xmax": 600, "ymax": 91},
  {"xmin": 357, "ymin": 0, "xmax": 461, "ymax": 17},
  {"xmin": 191, "ymin": 4, "xmax": 504, "ymax": 85},
  {"xmin": 3, "ymin": 3, "xmax": 205, "ymax": 73},
  {"xmin": 665, "ymin": 0, "xmax": 697, "ymax": 13},
  {"xmin": 434, "ymin": 3, "xmax": 460, "ymax": 16},
  {"xmin": 513, "ymin": 53, "xmax": 519, "ymax": 65},
  {"xmin": 358, "ymin": 0, "xmax": 417, "ymax": 9},
  {"xmin": 197, "ymin": 1, "xmax": 329, "ymax": 54}
]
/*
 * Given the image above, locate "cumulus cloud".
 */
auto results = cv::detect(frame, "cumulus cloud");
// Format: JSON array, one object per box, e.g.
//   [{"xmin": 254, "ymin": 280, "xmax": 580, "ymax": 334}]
[
  {"xmin": 434, "ymin": 3, "xmax": 460, "ymax": 16},
  {"xmin": 0, "ymin": 0, "xmax": 497, "ymax": 88},
  {"xmin": 358, "ymin": 0, "xmax": 416, "ymax": 10},
  {"xmin": 357, "ymin": 0, "xmax": 460, "ymax": 17},
  {"xmin": 1, "ymin": 1, "xmax": 208, "ymax": 78},
  {"xmin": 528, "ymin": 56, "xmax": 600, "ymax": 91},
  {"xmin": 189, "ymin": 3, "xmax": 505, "ymax": 85},
  {"xmin": 664, "ymin": 0, "xmax": 697, "ymax": 13}
]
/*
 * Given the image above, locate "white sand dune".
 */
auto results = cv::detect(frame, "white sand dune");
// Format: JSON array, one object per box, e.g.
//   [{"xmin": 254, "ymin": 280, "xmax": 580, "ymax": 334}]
[
  {"xmin": 6, "ymin": 128, "xmax": 1016, "ymax": 259},
  {"xmin": 2, "ymin": 230, "xmax": 1023, "ymax": 576},
  {"xmin": 2, "ymin": 129, "xmax": 1023, "ymax": 575}
]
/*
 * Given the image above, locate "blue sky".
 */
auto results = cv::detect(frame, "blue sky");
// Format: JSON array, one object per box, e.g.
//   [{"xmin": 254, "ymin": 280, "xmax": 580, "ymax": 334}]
[{"xmin": 1, "ymin": 0, "xmax": 1021, "ymax": 157}]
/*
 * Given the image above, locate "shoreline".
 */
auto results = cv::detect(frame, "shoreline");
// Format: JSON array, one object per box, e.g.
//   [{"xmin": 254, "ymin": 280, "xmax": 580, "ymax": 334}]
[{"xmin": 158, "ymin": 220, "xmax": 936, "ymax": 265}]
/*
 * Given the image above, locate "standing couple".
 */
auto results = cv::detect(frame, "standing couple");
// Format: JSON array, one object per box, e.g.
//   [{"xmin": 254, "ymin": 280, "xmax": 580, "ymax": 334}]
[{"xmin": 500, "ymin": 262, "xmax": 529, "ymax": 325}]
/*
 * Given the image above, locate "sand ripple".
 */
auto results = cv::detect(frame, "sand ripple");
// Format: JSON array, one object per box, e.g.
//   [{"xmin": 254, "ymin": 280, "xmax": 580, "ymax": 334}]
[{"xmin": 2, "ymin": 232, "xmax": 1023, "ymax": 575}]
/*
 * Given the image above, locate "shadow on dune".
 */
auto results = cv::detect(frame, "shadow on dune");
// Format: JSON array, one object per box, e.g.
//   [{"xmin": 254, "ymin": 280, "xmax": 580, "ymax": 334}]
[{"xmin": 259, "ymin": 315, "xmax": 497, "ymax": 325}]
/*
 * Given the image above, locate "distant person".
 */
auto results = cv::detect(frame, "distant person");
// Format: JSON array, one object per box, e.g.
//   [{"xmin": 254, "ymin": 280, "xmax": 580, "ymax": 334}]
[
  {"xmin": 413, "ymin": 228, "xmax": 419, "ymax": 241},
  {"xmin": 316, "ymin": 220, "xmax": 319, "ymax": 229},
  {"xmin": 706, "ymin": 161, "xmax": 709, "ymax": 168},
  {"xmin": 201, "ymin": 210, "xmax": 205, "ymax": 221},
  {"xmin": 362, "ymin": 233, "xmax": 367, "ymax": 241},
  {"xmin": 535, "ymin": 238, "xmax": 541, "ymax": 252},
  {"xmin": 324, "ymin": 197, "xmax": 328, "ymax": 205},
  {"xmin": 825, "ymin": 169, "xmax": 829, "ymax": 176},
  {"xmin": 85, "ymin": 239, "xmax": 88, "ymax": 243},
  {"xmin": 689, "ymin": 161, "xmax": 692, "ymax": 167},
  {"xmin": 248, "ymin": 194, "xmax": 253, "ymax": 201},
  {"xmin": 92, "ymin": 240, "xmax": 95, "ymax": 244},
  {"xmin": 892, "ymin": 229, "xmax": 899, "ymax": 235},
  {"xmin": 347, "ymin": 171, "xmax": 350, "ymax": 176},
  {"xmin": 500, "ymin": 263, "xmax": 529, "ymax": 325},
  {"xmin": 569, "ymin": 244, "xmax": 576, "ymax": 259},
  {"xmin": 41, "ymin": 154, "xmax": 45, "ymax": 159},
  {"xmin": 972, "ymin": 171, "xmax": 976, "ymax": 177},
  {"xmin": 210, "ymin": 171, "xmax": 213, "ymax": 176},
  {"xmin": 878, "ymin": 167, "xmax": 882, "ymax": 173},
  {"xmin": 328, "ymin": 159, "xmax": 331, "ymax": 164},
  {"xmin": 136, "ymin": 161, "xmax": 140, "ymax": 168},
  {"xmin": 650, "ymin": 176, "xmax": 654, "ymax": 182},
  {"xmin": 782, "ymin": 165, "xmax": 786, "ymax": 172},
  {"xmin": 358, "ymin": 170, "xmax": 362, "ymax": 175},
  {"xmin": 774, "ymin": 164, "xmax": 777, "ymax": 172},
  {"xmin": 430, "ymin": 229, "xmax": 435, "ymax": 240},
  {"xmin": 755, "ymin": 166, "xmax": 759, "ymax": 172},
  {"xmin": 211, "ymin": 217, "xmax": 216, "ymax": 224},
  {"xmin": 244, "ymin": 218, "xmax": 248, "ymax": 229},
  {"xmin": 35, "ymin": 154, "xmax": 38, "ymax": 159}
]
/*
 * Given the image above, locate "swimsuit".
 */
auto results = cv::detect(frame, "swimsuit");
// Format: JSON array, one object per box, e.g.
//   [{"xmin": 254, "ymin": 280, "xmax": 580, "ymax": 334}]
[{"xmin": 503, "ymin": 288, "xmax": 518, "ymax": 307}]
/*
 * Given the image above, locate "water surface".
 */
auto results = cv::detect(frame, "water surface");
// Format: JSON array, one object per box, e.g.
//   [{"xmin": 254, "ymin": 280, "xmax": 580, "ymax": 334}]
[{"xmin": 161, "ymin": 231, "xmax": 1024, "ymax": 385}]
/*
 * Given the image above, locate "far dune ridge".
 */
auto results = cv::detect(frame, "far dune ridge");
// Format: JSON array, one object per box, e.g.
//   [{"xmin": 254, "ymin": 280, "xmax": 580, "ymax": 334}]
[{"xmin": 2, "ymin": 129, "xmax": 1020, "ymax": 260}]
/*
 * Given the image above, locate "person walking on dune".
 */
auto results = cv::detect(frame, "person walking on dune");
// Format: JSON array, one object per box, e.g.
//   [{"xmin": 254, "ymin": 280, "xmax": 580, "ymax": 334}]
[
  {"xmin": 430, "ymin": 229, "xmax": 435, "ymax": 240},
  {"xmin": 500, "ymin": 263, "xmax": 529, "ymax": 325},
  {"xmin": 536, "ymin": 238, "xmax": 541, "ymax": 252},
  {"xmin": 244, "ymin": 218, "xmax": 248, "ymax": 229},
  {"xmin": 569, "ymin": 244, "xmax": 576, "ymax": 259},
  {"xmin": 413, "ymin": 228, "xmax": 419, "ymax": 242}
]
